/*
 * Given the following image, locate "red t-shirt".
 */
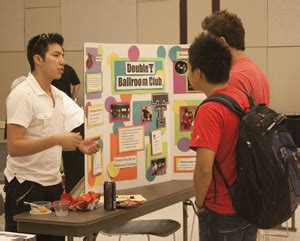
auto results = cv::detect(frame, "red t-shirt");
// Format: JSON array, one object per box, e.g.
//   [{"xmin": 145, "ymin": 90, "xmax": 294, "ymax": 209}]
[
  {"xmin": 190, "ymin": 86, "xmax": 249, "ymax": 214},
  {"xmin": 229, "ymin": 57, "xmax": 270, "ymax": 106}
]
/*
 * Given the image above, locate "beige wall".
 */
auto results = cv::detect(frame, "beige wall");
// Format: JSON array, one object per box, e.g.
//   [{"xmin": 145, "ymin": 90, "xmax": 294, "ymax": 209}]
[{"xmin": 0, "ymin": 0, "xmax": 299, "ymax": 124}]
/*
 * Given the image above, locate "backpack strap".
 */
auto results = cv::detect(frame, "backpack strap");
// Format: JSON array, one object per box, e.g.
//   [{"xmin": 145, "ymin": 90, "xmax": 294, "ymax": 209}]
[
  {"xmin": 194, "ymin": 93, "xmax": 247, "ymax": 202},
  {"xmin": 212, "ymin": 158, "xmax": 232, "ymax": 203},
  {"xmin": 244, "ymin": 92, "xmax": 256, "ymax": 108},
  {"xmin": 194, "ymin": 93, "xmax": 247, "ymax": 120},
  {"xmin": 214, "ymin": 158, "xmax": 230, "ymax": 189},
  {"xmin": 201, "ymin": 93, "xmax": 245, "ymax": 117},
  {"xmin": 212, "ymin": 167, "xmax": 217, "ymax": 203}
]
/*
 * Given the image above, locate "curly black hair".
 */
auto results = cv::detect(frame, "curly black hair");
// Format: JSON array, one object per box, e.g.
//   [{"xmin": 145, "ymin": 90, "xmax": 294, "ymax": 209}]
[
  {"xmin": 202, "ymin": 10, "xmax": 245, "ymax": 51},
  {"xmin": 188, "ymin": 32, "xmax": 232, "ymax": 84}
]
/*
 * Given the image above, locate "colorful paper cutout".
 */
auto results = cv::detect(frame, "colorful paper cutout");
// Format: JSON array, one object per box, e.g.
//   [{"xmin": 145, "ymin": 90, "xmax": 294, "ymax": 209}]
[
  {"xmin": 150, "ymin": 129, "xmax": 163, "ymax": 155},
  {"xmin": 146, "ymin": 167, "xmax": 156, "ymax": 182},
  {"xmin": 87, "ymin": 153, "xmax": 104, "ymax": 189},
  {"xmin": 133, "ymin": 101, "xmax": 158, "ymax": 136},
  {"xmin": 174, "ymin": 156, "xmax": 196, "ymax": 173},
  {"xmin": 110, "ymin": 134, "xmax": 137, "ymax": 181},
  {"xmin": 108, "ymin": 161, "xmax": 120, "ymax": 178},
  {"xmin": 86, "ymin": 73, "xmax": 102, "ymax": 93},
  {"xmin": 87, "ymin": 104, "xmax": 104, "ymax": 128},
  {"xmin": 174, "ymin": 100, "xmax": 201, "ymax": 144}
]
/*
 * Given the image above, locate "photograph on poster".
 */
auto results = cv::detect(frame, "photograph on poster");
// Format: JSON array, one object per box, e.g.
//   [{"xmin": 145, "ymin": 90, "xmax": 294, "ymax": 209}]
[
  {"xmin": 141, "ymin": 104, "xmax": 153, "ymax": 123},
  {"xmin": 133, "ymin": 101, "xmax": 158, "ymax": 136},
  {"xmin": 179, "ymin": 106, "xmax": 196, "ymax": 131},
  {"xmin": 85, "ymin": 47, "xmax": 102, "ymax": 73},
  {"xmin": 174, "ymin": 100, "xmax": 201, "ymax": 145},
  {"xmin": 110, "ymin": 102, "xmax": 130, "ymax": 122},
  {"xmin": 86, "ymin": 52, "xmax": 94, "ymax": 69},
  {"xmin": 150, "ymin": 157, "xmax": 166, "ymax": 176}
]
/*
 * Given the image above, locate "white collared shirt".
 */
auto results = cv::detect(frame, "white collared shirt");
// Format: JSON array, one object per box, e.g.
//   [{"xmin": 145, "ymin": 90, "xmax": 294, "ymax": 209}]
[
  {"xmin": 4, "ymin": 73, "xmax": 83, "ymax": 186},
  {"xmin": 61, "ymin": 91, "xmax": 84, "ymax": 132}
]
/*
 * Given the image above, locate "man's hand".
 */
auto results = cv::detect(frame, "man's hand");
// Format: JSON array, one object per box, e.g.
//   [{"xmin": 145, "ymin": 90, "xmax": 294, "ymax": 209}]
[
  {"xmin": 78, "ymin": 136, "xmax": 100, "ymax": 155},
  {"xmin": 56, "ymin": 132, "xmax": 82, "ymax": 149},
  {"xmin": 195, "ymin": 201, "xmax": 205, "ymax": 215},
  {"xmin": 7, "ymin": 124, "xmax": 86, "ymax": 156}
]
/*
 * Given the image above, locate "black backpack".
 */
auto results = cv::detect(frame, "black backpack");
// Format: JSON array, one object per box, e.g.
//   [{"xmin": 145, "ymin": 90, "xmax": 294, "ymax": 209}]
[{"xmin": 198, "ymin": 93, "xmax": 300, "ymax": 229}]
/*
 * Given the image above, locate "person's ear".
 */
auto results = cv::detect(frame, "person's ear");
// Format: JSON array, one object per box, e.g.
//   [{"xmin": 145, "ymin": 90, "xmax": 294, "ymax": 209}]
[
  {"xmin": 190, "ymin": 68, "xmax": 200, "ymax": 81},
  {"xmin": 33, "ymin": 55, "xmax": 43, "ymax": 67},
  {"xmin": 198, "ymin": 69, "xmax": 207, "ymax": 81},
  {"xmin": 198, "ymin": 69, "xmax": 204, "ymax": 79},
  {"xmin": 219, "ymin": 37, "xmax": 227, "ymax": 46}
]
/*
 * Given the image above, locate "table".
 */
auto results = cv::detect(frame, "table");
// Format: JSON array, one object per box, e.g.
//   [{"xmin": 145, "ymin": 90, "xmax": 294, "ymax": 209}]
[{"xmin": 14, "ymin": 180, "xmax": 194, "ymax": 241}]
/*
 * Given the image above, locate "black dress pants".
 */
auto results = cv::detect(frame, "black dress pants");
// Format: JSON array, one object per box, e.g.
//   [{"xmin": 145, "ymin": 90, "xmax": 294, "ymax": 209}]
[{"xmin": 4, "ymin": 177, "xmax": 64, "ymax": 241}]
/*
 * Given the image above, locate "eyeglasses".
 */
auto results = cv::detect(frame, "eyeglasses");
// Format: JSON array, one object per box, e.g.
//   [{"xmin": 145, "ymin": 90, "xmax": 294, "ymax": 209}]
[{"xmin": 32, "ymin": 33, "xmax": 50, "ymax": 51}]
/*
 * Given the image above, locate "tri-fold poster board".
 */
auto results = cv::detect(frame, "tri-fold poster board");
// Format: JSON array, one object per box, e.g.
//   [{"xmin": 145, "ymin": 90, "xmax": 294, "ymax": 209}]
[{"xmin": 83, "ymin": 43, "xmax": 207, "ymax": 192}]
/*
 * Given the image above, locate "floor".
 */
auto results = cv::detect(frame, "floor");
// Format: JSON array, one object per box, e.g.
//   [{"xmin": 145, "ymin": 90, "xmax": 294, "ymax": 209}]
[{"xmin": 1, "ymin": 198, "xmax": 300, "ymax": 241}]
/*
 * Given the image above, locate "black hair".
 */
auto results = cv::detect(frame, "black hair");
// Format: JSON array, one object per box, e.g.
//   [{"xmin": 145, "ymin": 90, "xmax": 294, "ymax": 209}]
[
  {"xmin": 188, "ymin": 32, "xmax": 232, "ymax": 84},
  {"xmin": 202, "ymin": 10, "xmax": 245, "ymax": 51},
  {"xmin": 27, "ymin": 33, "xmax": 64, "ymax": 71}
]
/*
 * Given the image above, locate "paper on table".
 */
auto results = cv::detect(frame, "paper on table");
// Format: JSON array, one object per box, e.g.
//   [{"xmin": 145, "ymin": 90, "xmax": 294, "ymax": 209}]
[
  {"xmin": 99, "ymin": 194, "xmax": 146, "ymax": 203},
  {"xmin": 116, "ymin": 195, "xmax": 146, "ymax": 202}
]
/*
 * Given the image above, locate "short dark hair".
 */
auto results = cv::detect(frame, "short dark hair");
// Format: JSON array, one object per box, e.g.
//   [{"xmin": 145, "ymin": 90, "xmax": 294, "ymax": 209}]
[
  {"xmin": 201, "ymin": 10, "xmax": 245, "ymax": 51},
  {"xmin": 188, "ymin": 32, "xmax": 232, "ymax": 84},
  {"xmin": 27, "ymin": 33, "xmax": 64, "ymax": 71}
]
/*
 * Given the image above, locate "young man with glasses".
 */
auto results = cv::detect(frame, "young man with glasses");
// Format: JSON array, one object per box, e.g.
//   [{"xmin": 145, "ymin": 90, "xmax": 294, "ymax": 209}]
[{"xmin": 4, "ymin": 33, "xmax": 100, "ymax": 241}]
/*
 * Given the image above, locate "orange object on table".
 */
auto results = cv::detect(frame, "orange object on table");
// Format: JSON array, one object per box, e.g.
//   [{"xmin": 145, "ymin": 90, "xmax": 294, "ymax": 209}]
[{"xmin": 61, "ymin": 192, "xmax": 100, "ymax": 211}]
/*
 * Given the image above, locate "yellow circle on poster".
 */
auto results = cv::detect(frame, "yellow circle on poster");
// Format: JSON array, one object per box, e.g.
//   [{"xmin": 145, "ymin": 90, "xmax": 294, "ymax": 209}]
[
  {"xmin": 108, "ymin": 161, "xmax": 119, "ymax": 178},
  {"xmin": 107, "ymin": 53, "xmax": 119, "ymax": 67}
]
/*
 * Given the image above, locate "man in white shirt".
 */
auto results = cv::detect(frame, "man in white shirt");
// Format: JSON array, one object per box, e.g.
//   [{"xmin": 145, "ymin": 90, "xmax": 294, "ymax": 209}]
[{"xmin": 4, "ymin": 33, "xmax": 99, "ymax": 241}]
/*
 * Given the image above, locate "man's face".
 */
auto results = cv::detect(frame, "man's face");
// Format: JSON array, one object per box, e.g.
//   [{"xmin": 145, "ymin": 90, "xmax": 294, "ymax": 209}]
[
  {"xmin": 40, "ymin": 43, "xmax": 65, "ymax": 80},
  {"xmin": 187, "ymin": 62, "xmax": 200, "ymax": 91}
]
